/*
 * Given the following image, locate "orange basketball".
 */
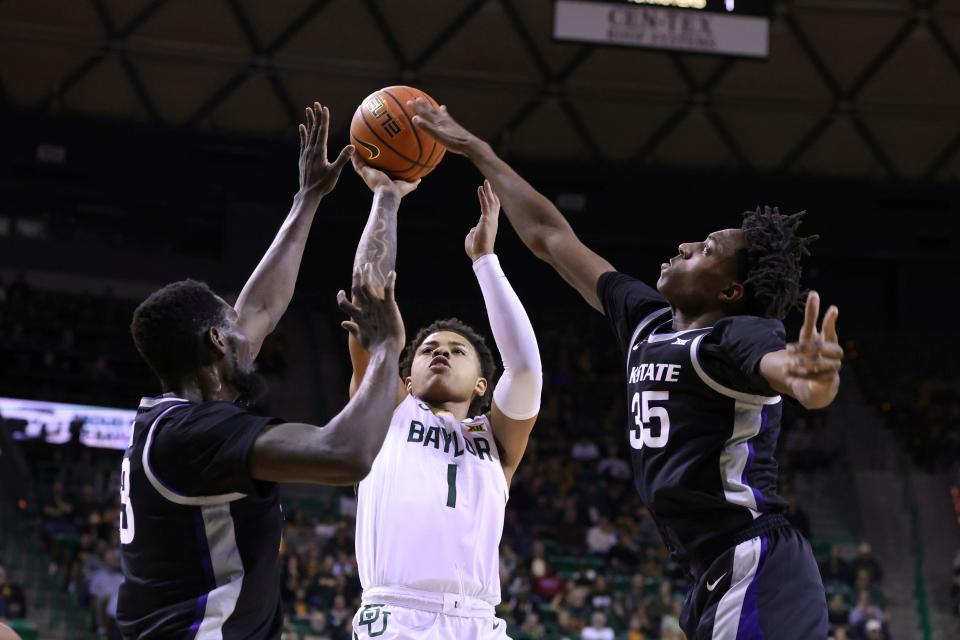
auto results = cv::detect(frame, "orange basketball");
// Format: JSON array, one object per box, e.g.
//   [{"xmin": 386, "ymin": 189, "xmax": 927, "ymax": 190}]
[{"xmin": 350, "ymin": 86, "xmax": 446, "ymax": 182}]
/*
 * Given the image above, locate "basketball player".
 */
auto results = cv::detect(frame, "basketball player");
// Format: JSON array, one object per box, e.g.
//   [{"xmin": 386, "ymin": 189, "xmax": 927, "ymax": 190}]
[
  {"xmin": 344, "ymin": 157, "xmax": 542, "ymax": 639},
  {"xmin": 116, "ymin": 103, "xmax": 406, "ymax": 639},
  {"xmin": 410, "ymin": 100, "xmax": 841, "ymax": 639}
]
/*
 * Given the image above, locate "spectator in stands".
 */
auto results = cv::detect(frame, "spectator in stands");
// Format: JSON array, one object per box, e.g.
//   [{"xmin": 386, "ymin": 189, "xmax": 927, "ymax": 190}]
[
  {"xmin": 570, "ymin": 436, "xmax": 600, "ymax": 462},
  {"xmin": 88, "ymin": 549, "xmax": 122, "ymax": 635},
  {"xmin": 534, "ymin": 562, "xmax": 564, "ymax": 600},
  {"xmin": 645, "ymin": 579, "xmax": 683, "ymax": 629},
  {"xmin": 597, "ymin": 444, "xmax": 631, "ymax": 482},
  {"xmin": 72, "ymin": 482, "xmax": 102, "ymax": 534},
  {"xmin": 830, "ymin": 626, "xmax": 849, "ymax": 640},
  {"xmin": 820, "ymin": 544, "xmax": 853, "ymax": 584},
  {"xmin": 660, "ymin": 615, "xmax": 685, "ymax": 640},
  {"xmin": 586, "ymin": 517, "xmax": 617, "ymax": 555},
  {"xmin": 581, "ymin": 611, "xmax": 614, "ymax": 640},
  {"xmin": 827, "ymin": 592, "xmax": 850, "ymax": 629},
  {"xmin": 302, "ymin": 610, "xmax": 332, "ymax": 640},
  {"xmin": 42, "ymin": 480, "xmax": 74, "ymax": 528},
  {"xmin": 519, "ymin": 611, "xmax": 546, "ymax": 639},
  {"xmin": 851, "ymin": 541, "xmax": 884, "ymax": 583},
  {"xmin": 0, "ymin": 566, "xmax": 27, "ymax": 619},
  {"xmin": 863, "ymin": 618, "xmax": 885, "ymax": 640},
  {"xmin": 848, "ymin": 590, "xmax": 886, "ymax": 636}
]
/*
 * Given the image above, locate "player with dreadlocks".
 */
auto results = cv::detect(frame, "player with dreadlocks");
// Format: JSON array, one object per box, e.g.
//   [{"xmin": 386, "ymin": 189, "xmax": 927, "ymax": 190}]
[{"xmin": 410, "ymin": 100, "xmax": 841, "ymax": 640}]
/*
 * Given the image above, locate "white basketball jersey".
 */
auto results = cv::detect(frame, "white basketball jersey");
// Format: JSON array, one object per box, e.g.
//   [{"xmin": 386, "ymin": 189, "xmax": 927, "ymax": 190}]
[{"xmin": 355, "ymin": 394, "xmax": 509, "ymax": 605}]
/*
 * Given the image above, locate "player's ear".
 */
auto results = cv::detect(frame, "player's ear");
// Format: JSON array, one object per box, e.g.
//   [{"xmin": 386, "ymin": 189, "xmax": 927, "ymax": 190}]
[
  {"xmin": 474, "ymin": 377, "xmax": 488, "ymax": 397},
  {"xmin": 403, "ymin": 376, "xmax": 413, "ymax": 391},
  {"xmin": 203, "ymin": 326, "xmax": 229, "ymax": 362},
  {"xmin": 719, "ymin": 281, "xmax": 745, "ymax": 307}
]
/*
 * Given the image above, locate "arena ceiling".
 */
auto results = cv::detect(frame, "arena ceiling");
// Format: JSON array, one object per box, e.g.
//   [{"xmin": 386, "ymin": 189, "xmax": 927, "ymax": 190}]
[{"xmin": 1, "ymin": 0, "xmax": 959, "ymax": 181}]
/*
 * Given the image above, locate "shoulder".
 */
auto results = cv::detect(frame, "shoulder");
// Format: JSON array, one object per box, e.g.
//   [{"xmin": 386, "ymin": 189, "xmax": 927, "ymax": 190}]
[{"xmin": 152, "ymin": 401, "xmax": 271, "ymax": 449}]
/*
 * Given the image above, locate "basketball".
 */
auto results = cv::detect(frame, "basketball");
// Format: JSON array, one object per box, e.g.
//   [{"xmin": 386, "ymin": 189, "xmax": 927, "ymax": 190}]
[{"xmin": 350, "ymin": 86, "xmax": 446, "ymax": 182}]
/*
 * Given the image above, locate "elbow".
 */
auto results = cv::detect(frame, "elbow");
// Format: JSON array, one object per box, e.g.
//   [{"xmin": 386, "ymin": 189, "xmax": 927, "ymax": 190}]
[
  {"xmin": 527, "ymin": 235, "xmax": 555, "ymax": 264},
  {"xmin": 333, "ymin": 455, "xmax": 373, "ymax": 485}
]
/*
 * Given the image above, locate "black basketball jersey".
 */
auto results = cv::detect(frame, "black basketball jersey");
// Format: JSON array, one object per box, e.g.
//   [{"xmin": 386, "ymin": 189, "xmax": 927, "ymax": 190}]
[
  {"xmin": 598, "ymin": 272, "xmax": 788, "ymax": 562},
  {"xmin": 116, "ymin": 394, "xmax": 284, "ymax": 639}
]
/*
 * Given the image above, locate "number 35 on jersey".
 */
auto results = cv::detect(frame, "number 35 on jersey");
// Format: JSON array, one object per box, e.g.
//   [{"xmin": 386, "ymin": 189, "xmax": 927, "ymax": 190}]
[{"xmin": 630, "ymin": 391, "xmax": 671, "ymax": 449}]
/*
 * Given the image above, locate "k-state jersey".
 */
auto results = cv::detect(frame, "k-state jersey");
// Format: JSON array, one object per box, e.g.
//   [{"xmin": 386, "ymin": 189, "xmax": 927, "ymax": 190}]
[
  {"xmin": 116, "ymin": 394, "xmax": 283, "ymax": 639},
  {"xmin": 598, "ymin": 272, "xmax": 788, "ymax": 562}
]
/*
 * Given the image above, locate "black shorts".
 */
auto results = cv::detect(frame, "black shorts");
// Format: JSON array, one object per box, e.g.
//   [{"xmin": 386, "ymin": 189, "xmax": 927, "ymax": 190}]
[{"xmin": 681, "ymin": 521, "xmax": 827, "ymax": 639}]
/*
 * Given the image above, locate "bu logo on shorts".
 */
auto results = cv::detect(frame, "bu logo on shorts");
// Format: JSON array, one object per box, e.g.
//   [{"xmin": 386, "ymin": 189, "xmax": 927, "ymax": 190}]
[{"xmin": 358, "ymin": 604, "xmax": 391, "ymax": 637}]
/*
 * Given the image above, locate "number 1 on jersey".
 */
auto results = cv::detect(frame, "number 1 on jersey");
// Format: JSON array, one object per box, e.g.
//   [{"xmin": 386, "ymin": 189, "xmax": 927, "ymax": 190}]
[{"xmin": 446, "ymin": 464, "xmax": 457, "ymax": 508}]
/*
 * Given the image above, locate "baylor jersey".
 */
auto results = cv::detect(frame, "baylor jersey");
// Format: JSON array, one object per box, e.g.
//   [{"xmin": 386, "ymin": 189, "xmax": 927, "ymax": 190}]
[{"xmin": 355, "ymin": 394, "xmax": 509, "ymax": 605}]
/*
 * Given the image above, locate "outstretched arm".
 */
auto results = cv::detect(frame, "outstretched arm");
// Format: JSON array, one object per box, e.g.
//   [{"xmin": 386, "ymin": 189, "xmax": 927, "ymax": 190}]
[
  {"xmin": 347, "ymin": 157, "xmax": 419, "ymax": 400},
  {"xmin": 467, "ymin": 182, "xmax": 542, "ymax": 487},
  {"xmin": 250, "ymin": 265, "xmax": 405, "ymax": 485},
  {"xmin": 760, "ymin": 291, "xmax": 842, "ymax": 410},
  {"xmin": 235, "ymin": 102, "xmax": 354, "ymax": 358},
  {"xmin": 410, "ymin": 99, "xmax": 614, "ymax": 312}
]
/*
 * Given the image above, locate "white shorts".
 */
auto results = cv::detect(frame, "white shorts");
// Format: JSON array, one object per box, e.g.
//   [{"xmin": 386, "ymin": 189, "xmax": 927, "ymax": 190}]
[{"xmin": 352, "ymin": 602, "xmax": 511, "ymax": 640}]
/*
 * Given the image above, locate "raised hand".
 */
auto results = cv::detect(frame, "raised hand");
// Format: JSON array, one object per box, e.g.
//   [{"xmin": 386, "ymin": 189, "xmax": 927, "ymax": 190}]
[
  {"xmin": 337, "ymin": 264, "xmax": 405, "ymax": 355},
  {"xmin": 351, "ymin": 154, "xmax": 420, "ymax": 197},
  {"xmin": 784, "ymin": 291, "xmax": 842, "ymax": 407},
  {"xmin": 408, "ymin": 98, "xmax": 477, "ymax": 155},
  {"xmin": 465, "ymin": 180, "xmax": 501, "ymax": 261},
  {"xmin": 299, "ymin": 102, "xmax": 354, "ymax": 198}
]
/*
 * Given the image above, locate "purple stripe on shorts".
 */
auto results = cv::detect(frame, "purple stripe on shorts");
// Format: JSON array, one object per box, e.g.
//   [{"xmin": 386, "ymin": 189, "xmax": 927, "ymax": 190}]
[
  {"xmin": 736, "ymin": 535, "xmax": 770, "ymax": 640},
  {"xmin": 742, "ymin": 406, "xmax": 769, "ymax": 511},
  {"xmin": 193, "ymin": 507, "xmax": 215, "ymax": 587},
  {"xmin": 188, "ymin": 593, "xmax": 208, "ymax": 638},
  {"xmin": 190, "ymin": 507, "xmax": 214, "ymax": 638}
]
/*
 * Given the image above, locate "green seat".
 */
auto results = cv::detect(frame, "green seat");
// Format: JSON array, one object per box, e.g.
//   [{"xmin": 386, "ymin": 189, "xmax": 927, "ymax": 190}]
[{"xmin": 8, "ymin": 619, "xmax": 39, "ymax": 640}]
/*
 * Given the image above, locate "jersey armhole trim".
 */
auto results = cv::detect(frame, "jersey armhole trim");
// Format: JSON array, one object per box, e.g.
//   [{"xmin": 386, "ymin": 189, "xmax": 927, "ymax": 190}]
[
  {"xmin": 625, "ymin": 307, "xmax": 672, "ymax": 375},
  {"xmin": 142, "ymin": 403, "xmax": 248, "ymax": 506},
  {"xmin": 690, "ymin": 334, "xmax": 782, "ymax": 406}
]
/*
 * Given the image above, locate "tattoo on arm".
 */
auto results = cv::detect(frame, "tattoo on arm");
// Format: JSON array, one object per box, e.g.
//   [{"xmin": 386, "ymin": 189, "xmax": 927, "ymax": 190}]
[{"xmin": 354, "ymin": 191, "xmax": 398, "ymax": 290}]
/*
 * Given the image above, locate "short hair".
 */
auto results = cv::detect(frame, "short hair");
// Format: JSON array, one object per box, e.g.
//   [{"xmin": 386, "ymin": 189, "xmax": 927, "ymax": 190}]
[
  {"xmin": 739, "ymin": 206, "xmax": 818, "ymax": 320},
  {"xmin": 399, "ymin": 318, "xmax": 498, "ymax": 416},
  {"xmin": 130, "ymin": 279, "xmax": 227, "ymax": 381}
]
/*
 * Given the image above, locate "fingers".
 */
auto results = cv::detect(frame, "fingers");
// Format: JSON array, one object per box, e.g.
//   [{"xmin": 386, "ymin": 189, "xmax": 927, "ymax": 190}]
[
  {"xmin": 785, "ymin": 355, "xmax": 842, "ymax": 377},
  {"xmin": 299, "ymin": 123, "xmax": 307, "ymax": 152},
  {"xmin": 337, "ymin": 290, "xmax": 362, "ymax": 318},
  {"xmin": 800, "ymin": 290, "xmax": 820, "ymax": 342},
  {"xmin": 383, "ymin": 271, "xmax": 397, "ymax": 301},
  {"xmin": 332, "ymin": 145, "xmax": 355, "ymax": 173},
  {"xmin": 787, "ymin": 338, "xmax": 844, "ymax": 358},
  {"xmin": 340, "ymin": 320, "xmax": 360, "ymax": 340},
  {"xmin": 310, "ymin": 102, "xmax": 323, "ymax": 147},
  {"xmin": 480, "ymin": 180, "xmax": 500, "ymax": 217},
  {"xmin": 822, "ymin": 305, "xmax": 839, "ymax": 343},
  {"xmin": 305, "ymin": 105, "xmax": 315, "ymax": 141},
  {"xmin": 350, "ymin": 266, "xmax": 368, "ymax": 304},
  {"xmin": 407, "ymin": 96, "xmax": 437, "ymax": 118},
  {"xmin": 411, "ymin": 114, "xmax": 439, "ymax": 137},
  {"xmin": 319, "ymin": 104, "xmax": 330, "ymax": 153}
]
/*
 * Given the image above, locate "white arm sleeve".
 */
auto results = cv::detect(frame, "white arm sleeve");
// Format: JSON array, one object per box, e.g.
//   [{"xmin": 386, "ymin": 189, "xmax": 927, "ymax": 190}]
[{"xmin": 473, "ymin": 254, "xmax": 542, "ymax": 420}]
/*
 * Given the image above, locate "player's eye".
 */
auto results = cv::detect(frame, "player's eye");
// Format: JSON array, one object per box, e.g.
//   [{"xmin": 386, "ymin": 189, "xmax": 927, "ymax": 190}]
[{"xmin": 454, "ymin": 348, "xmax": 466, "ymax": 355}]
